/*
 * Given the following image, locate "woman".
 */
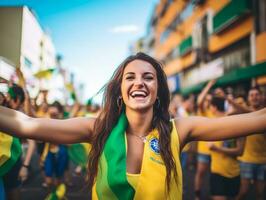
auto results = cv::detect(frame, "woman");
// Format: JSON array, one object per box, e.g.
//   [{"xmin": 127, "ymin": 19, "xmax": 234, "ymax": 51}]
[{"xmin": 0, "ymin": 53, "xmax": 265, "ymax": 200}]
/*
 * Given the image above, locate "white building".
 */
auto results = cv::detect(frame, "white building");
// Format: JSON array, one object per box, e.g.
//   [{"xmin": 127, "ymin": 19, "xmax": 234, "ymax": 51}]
[{"xmin": 0, "ymin": 6, "xmax": 58, "ymax": 97}]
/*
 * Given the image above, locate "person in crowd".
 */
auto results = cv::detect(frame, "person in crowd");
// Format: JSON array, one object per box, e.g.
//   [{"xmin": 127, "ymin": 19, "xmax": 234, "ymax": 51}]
[
  {"xmin": 2, "ymin": 84, "xmax": 35, "ymax": 200},
  {"xmin": 41, "ymin": 101, "xmax": 69, "ymax": 190},
  {"xmin": 208, "ymin": 96, "xmax": 245, "ymax": 200},
  {"xmin": 0, "ymin": 53, "xmax": 265, "ymax": 200},
  {"xmin": 236, "ymin": 87, "xmax": 266, "ymax": 200},
  {"xmin": 176, "ymin": 94, "xmax": 195, "ymax": 169},
  {"xmin": 0, "ymin": 92, "xmax": 7, "ymax": 107},
  {"xmin": 0, "ymin": 92, "xmax": 8, "ymax": 200},
  {"xmin": 194, "ymin": 80, "xmax": 215, "ymax": 200},
  {"xmin": 169, "ymin": 95, "xmax": 179, "ymax": 119}
]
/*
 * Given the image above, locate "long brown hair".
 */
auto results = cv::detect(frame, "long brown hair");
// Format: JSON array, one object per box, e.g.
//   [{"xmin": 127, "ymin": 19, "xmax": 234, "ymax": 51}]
[{"xmin": 87, "ymin": 52, "xmax": 177, "ymax": 192}]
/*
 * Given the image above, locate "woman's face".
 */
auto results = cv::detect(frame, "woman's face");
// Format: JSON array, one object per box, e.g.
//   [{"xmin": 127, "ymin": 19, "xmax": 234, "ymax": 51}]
[{"xmin": 121, "ymin": 59, "xmax": 158, "ymax": 112}]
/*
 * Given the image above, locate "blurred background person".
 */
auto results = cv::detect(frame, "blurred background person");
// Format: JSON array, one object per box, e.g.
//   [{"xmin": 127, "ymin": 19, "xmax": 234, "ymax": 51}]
[
  {"xmin": 194, "ymin": 80, "xmax": 215, "ymax": 200},
  {"xmin": 2, "ymin": 83, "xmax": 35, "ymax": 200},
  {"xmin": 237, "ymin": 87, "xmax": 266, "ymax": 200},
  {"xmin": 41, "ymin": 101, "xmax": 69, "ymax": 191},
  {"xmin": 208, "ymin": 96, "xmax": 245, "ymax": 200}
]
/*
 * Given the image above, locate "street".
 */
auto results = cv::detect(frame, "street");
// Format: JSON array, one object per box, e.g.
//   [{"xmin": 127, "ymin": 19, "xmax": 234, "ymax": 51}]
[{"xmin": 20, "ymin": 154, "xmax": 90, "ymax": 200}]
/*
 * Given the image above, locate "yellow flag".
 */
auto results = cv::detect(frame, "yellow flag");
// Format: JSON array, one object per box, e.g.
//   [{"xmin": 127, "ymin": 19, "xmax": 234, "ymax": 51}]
[
  {"xmin": 65, "ymin": 83, "xmax": 74, "ymax": 92},
  {"xmin": 34, "ymin": 68, "xmax": 55, "ymax": 79}
]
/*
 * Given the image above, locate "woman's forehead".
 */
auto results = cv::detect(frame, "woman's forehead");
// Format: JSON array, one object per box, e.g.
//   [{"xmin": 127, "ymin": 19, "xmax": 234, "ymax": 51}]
[{"xmin": 123, "ymin": 59, "xmax": 156, "ymax": 74}]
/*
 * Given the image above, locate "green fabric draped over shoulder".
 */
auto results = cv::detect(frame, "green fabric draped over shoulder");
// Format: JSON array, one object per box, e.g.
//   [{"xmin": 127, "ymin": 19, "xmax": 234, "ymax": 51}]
[
  {"xmin": 0, "ymin": 133, "xmax": 22, "ymax": 177},
  {"xmin": 95, "ymin": 113, "xmax": 135, "ymax": 200}
]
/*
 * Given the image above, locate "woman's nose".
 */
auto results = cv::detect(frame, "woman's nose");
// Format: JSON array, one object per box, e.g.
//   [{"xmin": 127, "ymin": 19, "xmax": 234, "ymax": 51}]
[{"xmin": 134, "ymin": 78, "xmax": 144, "ymax": 87}]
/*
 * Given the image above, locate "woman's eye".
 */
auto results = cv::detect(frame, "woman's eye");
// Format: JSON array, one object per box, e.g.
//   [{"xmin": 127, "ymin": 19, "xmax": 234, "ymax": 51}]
[
  {"xmin": 126, "ymin": 76, "xmax": 134, "ymax": 80},
  {"xmin": 145, "ymin": 76, "xmax": 153, "ymax": 80}
]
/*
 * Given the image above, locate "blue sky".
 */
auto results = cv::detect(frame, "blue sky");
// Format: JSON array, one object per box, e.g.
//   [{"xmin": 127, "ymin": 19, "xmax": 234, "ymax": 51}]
[{"xmin": 0, "ymin": 0, "xmax": 158, "ymax": 103}]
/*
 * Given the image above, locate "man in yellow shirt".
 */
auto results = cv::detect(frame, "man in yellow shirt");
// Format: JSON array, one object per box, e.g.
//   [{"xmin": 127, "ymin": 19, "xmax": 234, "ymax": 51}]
[
  {"xmin": 194, "ymin": 80, "xmax": 215, "ymax": 200},
  {"xmin": 208, "ymin": 96, "xmax": 245, "ymax": 200},
  {"xmin": 237, "ymin": 87, "xmax": 266, "ymax": 200}
]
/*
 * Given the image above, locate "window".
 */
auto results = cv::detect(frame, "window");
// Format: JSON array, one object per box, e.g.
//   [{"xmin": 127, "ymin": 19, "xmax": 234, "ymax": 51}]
[
  {"xmin": 180, "ymin": 3, "xmax": 194, "ymax": 21},
  {"xmin": 172, "ymin": 46, "xmax": 180, "ymax": 59},
  {"xmin": 160, "ymin": 28, "xmax": 172, "ymax": 43},
  {"xmin": 223, "ymin": 46, "xmax": 250, "ymax": 73},
  {"xmin": 24, "ymin": 57, "xmax": 32, "ymax": 69},
  {"xmin": 192, "ymin": 13, "xmax": 212, "ymax": 62}
]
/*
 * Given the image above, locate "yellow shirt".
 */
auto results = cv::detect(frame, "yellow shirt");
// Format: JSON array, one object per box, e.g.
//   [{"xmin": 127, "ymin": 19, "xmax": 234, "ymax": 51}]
[
  {"xmin": 238, "ymin": 134, "xmax": 266, "ymax": 164},
  {"xmin": 36, "ymin": 109, "xmax": 47, "ymax": 117},
  {"xmin": 197, "ymin": 109, "xmax": 214, "ymax": 155},
  {"xmin": 210, "ymin": 141, "xmax": 240, "ymax": 178},
  {"xmin": 197, "ymin": 142, "xmax": 211, "ymax": 155},
  {"xmin": 92, "ymin": 121, "xmax": 183, "ymax": 200}
]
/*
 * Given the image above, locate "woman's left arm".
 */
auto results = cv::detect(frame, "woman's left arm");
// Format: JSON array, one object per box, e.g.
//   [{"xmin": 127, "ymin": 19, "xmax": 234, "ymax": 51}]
[{"xmin": 177, "ymin": 108, "xmax": 266, "ymax": 145}]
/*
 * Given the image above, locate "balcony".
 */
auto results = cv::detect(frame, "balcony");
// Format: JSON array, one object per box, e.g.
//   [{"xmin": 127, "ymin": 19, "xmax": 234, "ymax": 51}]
[
  {"xmin": 179, "ymin": 36, "xmax": 193, "ymax": 56},
  {"xmin": 213, "ymin": 0, "xmax": 252, "ymax": 34}
]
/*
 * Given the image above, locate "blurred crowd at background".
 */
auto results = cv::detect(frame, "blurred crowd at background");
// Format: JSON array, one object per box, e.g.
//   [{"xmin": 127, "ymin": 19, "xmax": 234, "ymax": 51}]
[{"xmin": 0, "ymin": 69, "xmax": 100, "ymax": 200}]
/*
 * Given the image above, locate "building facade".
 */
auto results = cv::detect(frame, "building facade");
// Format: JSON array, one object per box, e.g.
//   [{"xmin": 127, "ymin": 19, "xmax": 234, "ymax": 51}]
[
  {"xmin": 0, "ymin": 6, "xmax": 57, "ymax": 81},
  {"xmin": 0, "ymin": 6, "xmax": 76, "ymax": 103},
  {"xmin": 133, "ymin": 0, "xmax": 266, "ymax": 96}
]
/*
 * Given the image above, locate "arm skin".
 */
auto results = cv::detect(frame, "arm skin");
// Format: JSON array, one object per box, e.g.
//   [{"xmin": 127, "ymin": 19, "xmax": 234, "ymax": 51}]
[
  {"xmin": 19, "ymin": 139, "xmax": 36, "ymax": 181},
  {"xmin": 225, "ymin": 96, "xmax": 252, "ymax": 113},
  {"xmin": 69, "ymin": 102, "xmax": 82, "ymax": 118},
  {"xmin": 22, "ymin": 139, "xmax": 36, "ymax": 166},
  {"xmin": 197, "ymin": 80, "xmax": 216, "ymax": 112},
  {"xmin": 209, "ymin": 138, "xmax": 245, "ymax": 157},
  {"xmin": 176, "ymin": 108, "xmax": 266, "ymax": 149},
  {"xmin": 0, "ymin": 105, "xmax": 95, "ymax": 144}
]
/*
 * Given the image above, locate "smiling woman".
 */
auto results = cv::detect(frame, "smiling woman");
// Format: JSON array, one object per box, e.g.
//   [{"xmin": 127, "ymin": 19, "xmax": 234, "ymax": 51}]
[
  {"xmin": 0, "ymin": 52, "xmax": 266, "ymax": 200},
  {"xmin": 88, "ymin": 53, "xmax": 179, "ymax": 199}
]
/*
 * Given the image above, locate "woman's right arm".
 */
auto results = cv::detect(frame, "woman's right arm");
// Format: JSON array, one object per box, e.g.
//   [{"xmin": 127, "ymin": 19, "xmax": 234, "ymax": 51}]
[{"xmin": 0, "ymin": 106, "xmax": 95, "ymax": 144}]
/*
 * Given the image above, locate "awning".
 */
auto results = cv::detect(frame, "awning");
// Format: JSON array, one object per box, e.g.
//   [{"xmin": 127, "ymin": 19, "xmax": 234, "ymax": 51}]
[
  {"xmin": 180, "ymin": 61, "xmax": 266, "ymax": 96},
  {"xmin": 213, "ymin": 0, "xmax": 252, "ymax": 33},
  {"xmin": 216, "ymin": 61, "xmax": 266, "ymax": 85},
  {"xmin": 209, "ymin": 16, "xmax": 253, "ymax": 53},
  {"xmin": 179, "ymin": 36, "xmax": 192, "ymax": 56}
]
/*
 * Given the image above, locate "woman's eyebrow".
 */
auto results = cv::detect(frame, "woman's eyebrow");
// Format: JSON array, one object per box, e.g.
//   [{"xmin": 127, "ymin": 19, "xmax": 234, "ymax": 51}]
[
  {"xmin": 124, "ymin": 71, "xmax": 155, "ymax": 76},
  {"xmin": 124, "ymin": 72, "xmax": 135, "ymax": 75},
  {"xmin": 143, "ymin": 72, "xmax": 155, "ymax": 76}
]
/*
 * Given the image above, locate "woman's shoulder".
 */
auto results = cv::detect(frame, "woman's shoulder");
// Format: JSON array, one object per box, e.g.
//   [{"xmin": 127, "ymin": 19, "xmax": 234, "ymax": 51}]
[{"xmin": 172, "ymin": 117, "xmax": 194, "ymax": 150}]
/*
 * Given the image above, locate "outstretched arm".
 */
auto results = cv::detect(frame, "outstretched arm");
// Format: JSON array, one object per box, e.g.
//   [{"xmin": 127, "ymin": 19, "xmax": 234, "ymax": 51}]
[
  {"xmin": 176, "ymin": 108, "xmax": 266, "ymax": 148},
  {"xmin": 0, "ymin": 106, "xmax": 95, "ymax": 144}
]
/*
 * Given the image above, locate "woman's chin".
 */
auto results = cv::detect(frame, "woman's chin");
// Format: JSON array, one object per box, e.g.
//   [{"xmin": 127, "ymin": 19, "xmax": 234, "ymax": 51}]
[{"xmin": 126, "ymin": 103, "xmax": 153, "ymax": 112}]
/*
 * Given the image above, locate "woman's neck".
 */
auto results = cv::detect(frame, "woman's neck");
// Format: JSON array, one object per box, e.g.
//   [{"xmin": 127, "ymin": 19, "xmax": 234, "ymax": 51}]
[{"xmin": 126, "ymin": 108, "xmax": 153, "ymax": 137}]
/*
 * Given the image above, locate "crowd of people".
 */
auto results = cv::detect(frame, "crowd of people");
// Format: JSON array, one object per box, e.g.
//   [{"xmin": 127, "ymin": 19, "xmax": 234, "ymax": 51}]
[
  {"xmin": 0, "ymin": 77, "xmax": 100, "ymax": 200},
  {"xmin": 0, "ymin": 52, "xmax": 265, "ymax": 200},
  {"xmin": 169, "ymin": 80, "xmax": 266, "ymax": 200}
]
